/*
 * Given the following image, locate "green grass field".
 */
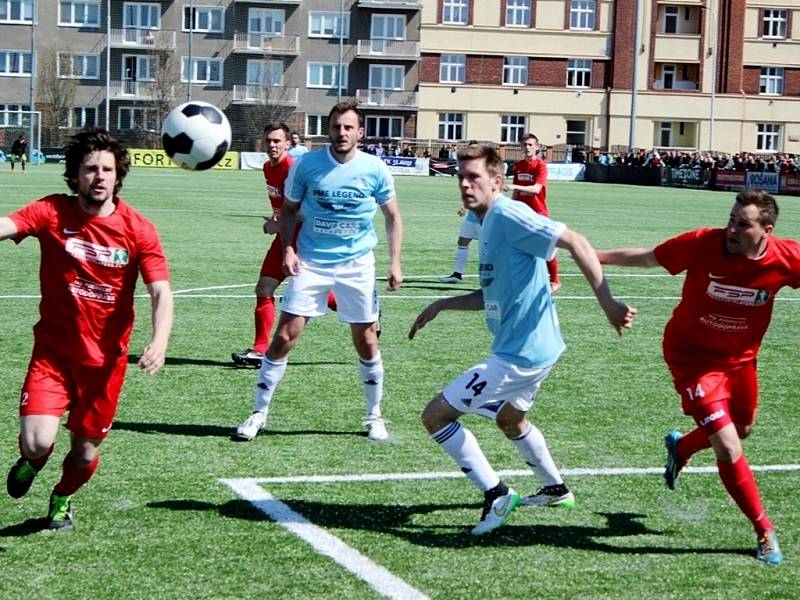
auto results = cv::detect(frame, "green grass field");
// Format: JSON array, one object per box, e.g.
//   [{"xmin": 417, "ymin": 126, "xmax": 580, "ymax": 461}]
[{"xmin": 1, "ymin": 165, "xmax": 799, "ymax": 599}]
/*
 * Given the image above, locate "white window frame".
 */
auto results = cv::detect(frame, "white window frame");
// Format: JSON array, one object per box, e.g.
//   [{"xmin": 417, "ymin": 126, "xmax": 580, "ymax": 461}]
[
  {"xmin": 246, "ymin": 59, "xmax": 283, "ymax": 86},
  {"xmin": 122, "ymin": 2, "xmax": 160, "ymax": 29},
  {"xmin": 63, "ymin": 106, "xmax": 97, "ymax": 128},
  {"xmin": 438, "ymin": 112, "xmax": 464, "ymax": 141},
  {"xmin": 570, "ymin": 0, "xmax": 596, "ymax": 31},
  {"xmin": 122, "ymin": 54, "xmax": 156, "ymax": 82},
  {"xmin": 0, "ymin": 103, "xmax": 31, "ymax": 126},
  {"xmin": 566, "ymin": 119, "xmax": 588, "ymax": 145},
  {"xmin": 181, "ymin": 57, "xmax": 223, "ymax": 86},
  {"xmin": 442, "ymin": 0, "xmax": 468, "ymax": 25},
  {"xmin": 248, "ymin": 7, "xmax": 284, "ymax": 36},
  {"xmin": 183, "ymin": 5, "xmax": 223, "ymax": 33},
  {"xmin": 118, "ymin": 106, "xmax": 159, "ymax": 131},
  {"xmin": 371, "ymin": 14, "xmax": 405, "ymax": 40},
  {"xmin": 366, "ymin": 116, "xmax": 403, "ymax": 139},
  {"xmin": 307, "ymin": 62, "xmax": 347, "ymax": 89},
  {"xmin": 308, "ymin": 11, "xmax": 349, "ymax": 38},
  {"xmin": 58, "ymin": 1, "xmax": 100, "ymax": 27},
  {"xmin": 501, "ymin": 115, "xmax": 526, "ymax": 143},
  {"xmin": 663, "ymin": 6, "xmax": 678, "ymax": 34},
  {"xmin": 756, "ymin": 123, "xmax": 780, "ymax": 151},
  {"xmin": 759, "ymin": 67, "xmax": 784, "ymax": 96},
  {"xmin": 502, "ymin": 56, "xmax": 527, "ymax": 86},
  {"xmin": 0, "ymin": 0, "xmax": 32, "ymax": 23},
  {"xmin": 659, "ymin": 122, "xmax": 672, "ymax": 147},
  {"xmin": 439, "ymin": 54, "xmax": 465, "ymax": 84},
  {"xmin": 0, "ymin": 51, "xmax": 33, "ymax": 76},
  {"xmin": 59, "ymin": 53, "xmax": 100, "ymax": 79},
  {"xmin": 762, "ymin": 9, "xmax": 787, "ymax": 39},
  {"xmin": 306, "ymin": 113, "xmax": 328, "ymax": 137},
  {"xmin": 567, "ymin": 59, "xmax": 592, "ymax": 88},
  {"xmin": 506, "ymin": 0, "xmax": 531, "ymax": 27},
  {"xmin": 369, "ymin": 65, "xmax": 403, "ymax": 90}
]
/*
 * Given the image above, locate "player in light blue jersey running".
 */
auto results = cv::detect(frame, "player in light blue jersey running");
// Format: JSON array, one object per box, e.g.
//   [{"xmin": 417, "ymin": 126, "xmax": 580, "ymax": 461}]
[
  {"xmin": 236, "ymin": 101, "xmax": 403, "ymax": 443},
  {"xmin": 410, "ymin": 143, "xmax": 635, "ymax": 535},
  {"xmin": 439, "ymin": 207, "xmax": 481, "ymax": 284}
]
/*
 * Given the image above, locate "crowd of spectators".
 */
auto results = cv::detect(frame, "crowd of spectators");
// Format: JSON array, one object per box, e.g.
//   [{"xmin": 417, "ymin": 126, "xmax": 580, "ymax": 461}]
[{"xmin": 593, "ymin": 149, "xmax": 800, "ymax": 173}]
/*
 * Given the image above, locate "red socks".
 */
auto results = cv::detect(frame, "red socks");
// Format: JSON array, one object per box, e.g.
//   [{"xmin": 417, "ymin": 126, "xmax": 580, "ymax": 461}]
[
  {"xmin": 53, "ymin": 453, "xmax": 100, "ymax": 497},
  {"xmin": 717, "ymin": 455, "xmax": 772, "ymax": 538},
  {"xmin": 547, "ymin": 257, "xmax": 560, "ymax": 285},
  {"xmin": 327, "ymin": 291, "xmax": 337, "ymax": 312},
  {"xmin": 677, "ymin": 427, "xmax": 711, "ymax": 463},
  {"xmin": 253, "ymin": 296, "xmax": 276, "ymax": 354}
]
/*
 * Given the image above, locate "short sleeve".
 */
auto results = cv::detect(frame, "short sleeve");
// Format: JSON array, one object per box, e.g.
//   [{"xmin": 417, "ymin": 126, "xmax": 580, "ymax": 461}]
[{"xmin": 654, "ymin": 229, "xmax": 705, "ymax": 275}]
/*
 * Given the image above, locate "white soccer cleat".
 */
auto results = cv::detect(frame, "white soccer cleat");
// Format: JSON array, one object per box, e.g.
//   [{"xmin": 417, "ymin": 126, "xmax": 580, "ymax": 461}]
[
  {"xmin": 236, "ymin": 411, "xmax": 267, "ymax": 441},
  {"xmin": 471, "ymin": 487, "xmax": 520, "ymax": 536},
  {"xmin": 363, "ymin": 415, "xmax": 388, "ymax": 441},
  {"xmin": 438, "ymin": 273, "xmax": 463, "ymax": 284}
]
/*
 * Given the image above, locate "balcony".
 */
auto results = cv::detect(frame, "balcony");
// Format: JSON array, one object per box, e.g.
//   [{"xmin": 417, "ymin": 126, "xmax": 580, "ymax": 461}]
[
  {"xmin": 357, "ymin": 0, "xmax": 423, "ymax": 9},
  {"xmin": 109, "ymin": 28, "xmax": 176, "ymax": 50},
  {"xmin": 356, "ymin": 39, "xmax": 420, "ymax": 60},
  {"xmin": 232, "ymin": 0, "xmax": 300, "ymax": 3},
  {"xmin": 653, "ymin": 34, "xmax": 701, "ymax": 62},
  {"xmin": 232, "ymin": 85, "xmax": 299, "ymax": 105},
  {"xmin": 355, "ymin": 89, "xmax": 418, "ymax": 110},
  {"xmin": 109, "ymin": 80, "xmax": 162, "ymax": 100},
  {"xmin": 232, "ymin": 33, "xmax": 300, "ymax": 55}
]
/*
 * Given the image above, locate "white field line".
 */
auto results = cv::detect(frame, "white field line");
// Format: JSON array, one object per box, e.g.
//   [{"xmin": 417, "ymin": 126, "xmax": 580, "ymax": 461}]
[{"xmin": 220, "ymin": 478, "xmax": 429, "ymax": 600}]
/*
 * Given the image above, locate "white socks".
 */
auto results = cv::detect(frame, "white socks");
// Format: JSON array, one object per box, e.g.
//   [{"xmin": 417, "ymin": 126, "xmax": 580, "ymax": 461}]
[
  {"xmin": 359, "ymin": 353, "xmax": 384, "ymax": 417},
  {"xmin": 432, "ymin": 422, "xmax": 500, "ymax": 492},
  {"xmin": 253, "ymin": 356, "xmax": 288, "ymax": 414},
  {"xmin": 510, "ymin": 423, "xmax": 563, "ymax": 487}
]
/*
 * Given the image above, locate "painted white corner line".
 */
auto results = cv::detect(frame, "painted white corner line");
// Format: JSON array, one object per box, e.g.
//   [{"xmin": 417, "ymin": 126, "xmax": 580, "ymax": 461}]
[{"xmin": 220, "ymin": 478, "xmax": 429, "ymax": 600}]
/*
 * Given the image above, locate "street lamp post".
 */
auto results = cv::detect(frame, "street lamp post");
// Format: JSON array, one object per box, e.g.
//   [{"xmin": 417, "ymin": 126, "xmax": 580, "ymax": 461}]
[{"xmin": 702, "ymin": 2, "xmax": 717, "ymax": 153}]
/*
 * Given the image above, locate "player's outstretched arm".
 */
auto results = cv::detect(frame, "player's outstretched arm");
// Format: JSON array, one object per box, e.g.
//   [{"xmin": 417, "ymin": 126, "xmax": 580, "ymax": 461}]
[
  {"xmin": 408, "ymin": 289, "xmax": 484, "ymax": 340},
  {"xmin": 596, "ymin": 247, "xmax": 660, "ymax": 268},
  {"xmin": 279, "ymin": 200, "xmax": 301, "ymax": 276},
  {"xmin": 557, "ymin": 228, "xmax": 636, "ymax": 335},
  {"xmin": 380, "ymin": 198, "xmax": 404, "ymax": 291},
  {"xmin": 0, "ymin": 216, "xmax": 18, "ymax": 241},
  {"xmin": 138, "ymin": 280, "xmax": 174, "ymax": 375}
]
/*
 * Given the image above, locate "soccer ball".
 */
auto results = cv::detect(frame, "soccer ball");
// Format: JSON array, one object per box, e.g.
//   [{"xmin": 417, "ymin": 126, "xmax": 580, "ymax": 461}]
[{"xmin": 161, "ymin": 101, "xmax": 232, "ymax": 171}]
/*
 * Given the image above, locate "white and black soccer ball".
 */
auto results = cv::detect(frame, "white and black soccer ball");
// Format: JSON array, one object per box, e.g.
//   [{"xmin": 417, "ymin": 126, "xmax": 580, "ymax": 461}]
[{"xmin": 161, "ymin": 101, "xmax": 232, "ymax": 171}]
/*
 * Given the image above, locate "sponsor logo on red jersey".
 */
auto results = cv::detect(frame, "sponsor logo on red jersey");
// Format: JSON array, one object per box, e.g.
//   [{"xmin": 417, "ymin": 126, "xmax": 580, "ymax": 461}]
[
  {"xmin": 706, "ymin": 282, "xmax": 770, "ymax": 306},
  {"xmin": 66, "ymin": 238, "xmax": 130, "ymax": 268}
]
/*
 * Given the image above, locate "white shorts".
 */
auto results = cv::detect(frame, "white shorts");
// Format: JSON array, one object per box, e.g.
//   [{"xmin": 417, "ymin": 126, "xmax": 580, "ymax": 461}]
[
  {"xmin": 281, "ymin": 253, "xmax": 379, "ymax": 323},
  {"xmin": 442, "ymin": 355, "xmax": 552, "ymax": 420},
  {"xmin": 458, "ymin": 218, "xmax": 481, "ymax": 240}
]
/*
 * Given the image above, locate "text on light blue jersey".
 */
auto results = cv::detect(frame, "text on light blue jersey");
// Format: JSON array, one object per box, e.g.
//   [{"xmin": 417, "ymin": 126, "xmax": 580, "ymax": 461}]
[
  {"xmin": 285, "ymin": 147, "xmax": 396, "ymax": 264},
  {"xmin": 479, "ymin": 195, "xmax": 566, "ymax": 368}
]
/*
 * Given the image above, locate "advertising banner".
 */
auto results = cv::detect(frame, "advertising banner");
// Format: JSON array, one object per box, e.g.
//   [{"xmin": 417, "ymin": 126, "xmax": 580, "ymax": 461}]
[
  {"xmin": 130, "ymin": 148, "xmax": 239, "ymax": 170},
  {"xmin": 746, "ymin": 171, "xmax": 779, "ymax": 194},
  {"xmin": 712, "ymin": 169, "xmax": 747, "ymax": 191}
]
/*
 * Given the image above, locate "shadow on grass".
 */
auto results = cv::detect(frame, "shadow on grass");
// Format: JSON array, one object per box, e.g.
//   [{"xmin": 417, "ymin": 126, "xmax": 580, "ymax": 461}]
[
  {"xmin": 147, "ymin": 497, "xmax": 753, "ymax": 558},
  {"xmin": 0, "ymin": 517, "xmax": 49, "ymax": 537},
  {"xmin": 126, "ymin": 355, "xmax": 349, "ymax": 368},
  {"xmin": 112, "ymin": 420, "xmax": 364, "ymax": 439}
]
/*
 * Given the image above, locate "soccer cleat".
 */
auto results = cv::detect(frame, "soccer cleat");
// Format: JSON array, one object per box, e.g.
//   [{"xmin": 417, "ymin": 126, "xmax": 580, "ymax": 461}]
[
  {"xmin": 471, "ymin": 485, "xmax": 520, "ymax": 536},
  {"xmin": 47, "ymin": 493, "xmax": 73, "ymax": 530},
  {"xmin": 438, "ymin": 272, "xmax": 462, "ymax": 284},
  {"xmin": 664, "ymin": 430, "xmax": 685, "ymax": 490},
  {"xmin": 363, "ymin": 415, "xmax": 388, "ymax": 441},
  {"xmin": 231, "ymin": 349, "xmax": 264, "ymax": 368},
  {"xmin": 7, "ymin": 458, "xmax": 39, "ymax": 499},
  {"xmin": 549, "ymin": 281, "xmax": 562, "ymax": 294},
  {"xmin": 236, "ymin": 411, "xmax": 267, "ymax": 441},
  {"xmin": 520, "ymin": 483, "xmax": 575, "ymax": 508},
  {"xmin": 756, "ymin": 531, "xmax": 784, "ymax": 565}
]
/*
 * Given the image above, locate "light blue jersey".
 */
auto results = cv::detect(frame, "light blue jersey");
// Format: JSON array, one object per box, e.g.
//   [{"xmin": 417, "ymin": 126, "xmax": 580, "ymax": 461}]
[
  {"xmin": 465, "ymin": 209, "xmax": 480, "ymax": 224},
  {"xmin": 479, "ymin": 195, "xmax": 566, "ymax": 368},
  {"xmin": 285, "ymin": 147, "xmax": 396, "ymax": 264},
  {"xmin": 288, "ymin": 145, "xmax": 308, "ymax": 158}
]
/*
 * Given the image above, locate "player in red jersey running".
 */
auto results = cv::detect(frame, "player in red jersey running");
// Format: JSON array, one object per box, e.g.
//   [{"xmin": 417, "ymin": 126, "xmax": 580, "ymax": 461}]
[
  {"xmin": 1, "ymin": 128, "xmax": 174, "ymax": 530},
  {"xmin": 504, "ymin": 133, "xmax": 560, "ymax": 293},
  {"xmin": 597, "ymin": 189, "xmax": 797, "ymax": 565},
  {"xmin": 232, "ymin": 122, "xmax": 335, "ymax": 368}
]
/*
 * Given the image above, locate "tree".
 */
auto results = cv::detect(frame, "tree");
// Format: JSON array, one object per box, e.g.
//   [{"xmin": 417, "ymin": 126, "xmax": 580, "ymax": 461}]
[{"xmin": 36, "ymin": 46, "xmax": 77, "ymax": 146}]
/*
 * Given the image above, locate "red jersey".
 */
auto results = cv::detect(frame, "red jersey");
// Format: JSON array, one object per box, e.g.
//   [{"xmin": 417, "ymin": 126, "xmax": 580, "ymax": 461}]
[
  {"xmin": 512, "ymin": 157, "xmax": 548, "ymax": 215},
  {"xmin": 655, "ymin": 228, "xmax": 800, "ymax": 368},
  {"xmin": 9, "ymin": 194, "xmax": 170, "ymax": 366},
  {"xmin": 263, "ymin": 153, "xmax": 294, "ymax": 218}
]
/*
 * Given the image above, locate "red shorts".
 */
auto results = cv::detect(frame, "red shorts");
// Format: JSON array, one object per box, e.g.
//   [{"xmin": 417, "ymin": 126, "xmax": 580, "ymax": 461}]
[
  {"xmin": 669, "ymin": 361, "xmax": 758, "ymax": 430},
  {"xmin": 259, "ymin": 224, "xmax": 300, "ymax": 280},
  {"xmin": 20, "ymin": 343, "xmax": 128, "ymax": 440}
]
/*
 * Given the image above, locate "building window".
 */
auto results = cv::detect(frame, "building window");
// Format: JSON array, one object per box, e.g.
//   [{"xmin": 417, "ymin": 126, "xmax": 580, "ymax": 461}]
[
  {"xmin": 659, "ymin": 122, "xmax": 672, "ymax": 147},
  {"xmin": 366, "ymin": 116, "xmax": 403, "ymax": 139},
  {"xmin": 760, "ymin": 67, "xmax": 784, "ymax": 95},
  {"xmin": 438, "ymin": 112, "xmax": 464, "ymax": 140},
  {"xmin": 248, "ymin": 8, "xmax": 284, "ymax": 36},
  {"xmin": 246, "ymin": 60, "xmax": 283, "ymax": 86},
  {"xmin": 183, "ymin": 6, "xmax": 223, "ymax": 33},
  {"xmin": 567, "ymin": 59, "xmax": 592, "ymax": 88},
  {"xmin": 506, "ymin": 0, "xmax": 531, "ymax": 27},
  {"xmin": 503, "ymin": 56, "xmax": 527, "ymax": 86},
  {"xmin": 566, "ymin": 119, "xmax": 588, "ymax": 145},
  {"xmin": 0, "ymin": 51, "xmax": 33, "ymax": 76},
  {"xmin": 118, "ymin": 107, "xmax": 158, "ymax": 131},
  {"xmin": 0, "ymin": 0, "xmax": 32, "ymax": 23},
  {"xmin": 306, "ymin": 114, "xmax": 329, "ymax": 137},
  {"xmin": 501, "ymin": 115, "xmax": 526, "ymax": 143},
  {"xmin": 372, "ymin": 14, "xmax": 405, "ymax": 40},
  {"xmin": 123, "ymin": 2, "xmax": 160, "ymax": 29},
  {"xmin": 59, "ymin": 53, "xmax": 100, "ymax": 79},
  {"xmin": 762, "ymin": 9, "xmax": 787, "ymax": 39},
  {"xmin": 181, "ymin": 57, "xmax": 223, "ymax": 86},
  {"xmin": 59, "ymin": 1, "xmax": 100, "ymax": 27},
  {"xmin": 308, "ymin": 11, "xmax": 349, "ymax": 38},
  {"xmin": 369, "ymin": 65, "xmax": 403, "ymax": 90},
  {"xmin": 0, "ymin": 103, "xmax": 31, "ymax": 126},
  {"xmin": 663, "ymin": 6, "xmax": 678, "ymax": 34},
  {"xmin": 442, "ymin": 0, "xmax": 468, "ymax": 25},
  {"xmin": 64, "ymin": 106, "xmax": 97, "ymax": 128},
  {"xmin": 439, "ymin": 54, "xmax": 465, "ymax": 83},
  {"xmin": 570, "ymin": 0, "xmax": 596, "ymax": 30},
  {"xmin": 756, "ymin": 123, "xmax": 780, "ymax": 151},
  {"xmin": 307, "ymin": 62, "xmax": 347, "ymax": 89}
]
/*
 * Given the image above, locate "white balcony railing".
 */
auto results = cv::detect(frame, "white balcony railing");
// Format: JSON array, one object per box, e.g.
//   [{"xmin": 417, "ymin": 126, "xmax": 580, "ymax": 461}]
[
  {"xmin": 232, "ymin": 0, "xmax": 301, "ymax": 4},
  {"xmin": 358, "ymin": 1, "xmax": 423, "ymax": 9},
  {"xmin": 232, "ymin": 85, "xmax": 299, "ymax": 105},
  {"xmin": 356, "ymin": 39, "xmax": 420, "ymax": 59},
  {"xmin": 109, "ymin": 80, "xmax": 158, "ymax": 100},
  {"xmin": 233, "ymin": 33, "xmax": 300, "ymax": 54},
  {"xmin": 109, "ymin": 28, "xmax": 176, "ymax": 49},
  {"xmin": 355, "ymin": 89, "xmax": 418, "ymax": 108}
]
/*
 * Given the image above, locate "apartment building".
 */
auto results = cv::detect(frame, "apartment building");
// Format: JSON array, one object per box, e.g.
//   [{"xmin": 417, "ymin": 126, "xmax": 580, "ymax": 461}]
[
  {"xmin": 0, "ymin": 0, "xmax": 421, "ymax": 149},
  {"xmin": 418, "ymin": 0, "xmax": 800, "ymax": 155}
]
